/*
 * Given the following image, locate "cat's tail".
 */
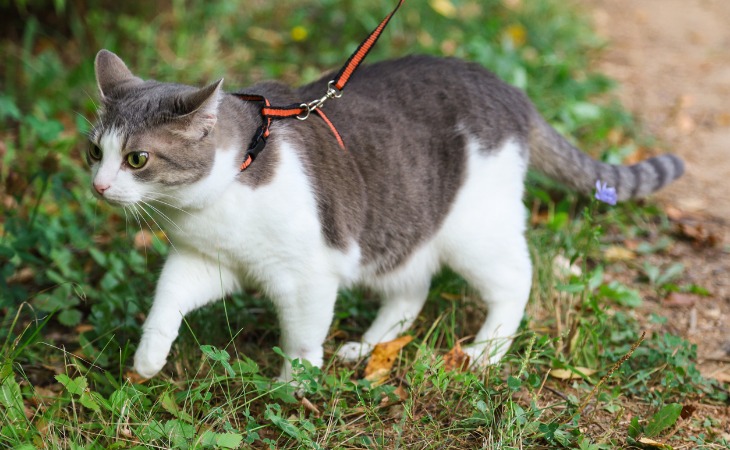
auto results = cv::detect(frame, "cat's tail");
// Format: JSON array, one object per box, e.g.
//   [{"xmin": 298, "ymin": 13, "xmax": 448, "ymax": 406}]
[{"xmin": 527, "ymin": 114, "xmax": 684, "ymax": 201}]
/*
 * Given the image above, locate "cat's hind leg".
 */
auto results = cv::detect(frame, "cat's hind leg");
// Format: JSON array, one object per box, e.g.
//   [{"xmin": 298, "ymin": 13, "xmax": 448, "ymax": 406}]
[
  {"xmin": 438, "ymin": 138, "xmax": 532, "ymax": 367},
  {"xmin": 336, "ymin": 280, "xmax": 430, "ymax": 362},
  {"xmin": 446, "ymin": 233, "xmax": 532, "ymax": 366}
]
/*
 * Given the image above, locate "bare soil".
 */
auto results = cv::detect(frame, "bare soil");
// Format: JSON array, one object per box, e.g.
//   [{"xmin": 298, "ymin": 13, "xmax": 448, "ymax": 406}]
[{"xmin": 583, "ymin": 0, "xmax": 730, "ymax": 439}]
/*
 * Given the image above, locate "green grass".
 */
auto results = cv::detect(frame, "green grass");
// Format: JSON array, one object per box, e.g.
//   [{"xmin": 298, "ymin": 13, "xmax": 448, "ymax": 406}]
[{"xmin": 1, "ymin": 0, "xmax": 728, "ymax": 448}]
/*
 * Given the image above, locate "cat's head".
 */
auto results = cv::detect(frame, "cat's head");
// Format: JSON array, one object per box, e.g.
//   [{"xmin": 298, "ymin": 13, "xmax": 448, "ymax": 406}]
[{"xmin": 89, "ymin": 50, "xmax": 236, "ymax": 210}]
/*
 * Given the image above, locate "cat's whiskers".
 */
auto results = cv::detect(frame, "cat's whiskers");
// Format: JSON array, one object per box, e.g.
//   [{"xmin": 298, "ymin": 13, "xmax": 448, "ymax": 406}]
[
  {"xmin": 140, "ymin": 193, "xmax": 194, "ymax": 218},
  {"xmin": 75, "ymin": 111, "xmax": 95, "ymax": 130},
  {"xmin": 139, "ymin": 200, "xmax": 183, "ymax": 233},
  {"xmin": 127, "ymin": 203, "xmax": 149, "ymax": 260},
  {"xmin": 121, "ymin": 205, "xmax": 132, "ymax": 237},
  {"xmin": 134, "ymin": 202, "xmax": 179, "ymax": 255}
]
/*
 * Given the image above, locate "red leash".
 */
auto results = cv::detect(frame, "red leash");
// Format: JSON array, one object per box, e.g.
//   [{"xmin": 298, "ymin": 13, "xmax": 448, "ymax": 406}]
[{"xmin": 235, "ymin": 0, "xmax": 405, "ymax": 172}]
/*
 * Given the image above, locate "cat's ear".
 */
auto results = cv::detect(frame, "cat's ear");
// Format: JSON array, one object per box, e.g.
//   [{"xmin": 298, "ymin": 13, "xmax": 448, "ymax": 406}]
[
  {"xmin": 172, "ymin": 79, "xmax": 224, "ymax": 140},
  {"xmin": 95, "ymin": 50, "xmax": 142, "ymax": 99}
]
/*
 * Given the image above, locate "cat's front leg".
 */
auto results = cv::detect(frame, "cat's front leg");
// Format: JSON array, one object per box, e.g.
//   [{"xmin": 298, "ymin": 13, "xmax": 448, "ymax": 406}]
[
  {"xmin": 270, "ymin": 275, "xmax": 339, "ymax": 382},
  {"xmin": 134, "ymin": 251, "xmax": 239, "ymax": 378}
]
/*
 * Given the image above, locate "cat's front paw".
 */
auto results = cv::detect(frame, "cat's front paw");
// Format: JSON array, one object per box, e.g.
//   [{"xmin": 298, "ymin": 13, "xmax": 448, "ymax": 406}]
[
  {"xmin": 336, "ymin": 341, "xmax": 374, "ymax": 362},
  {"xmin": 134, "ymin": 335, "xmax": 170, "ymax": 378}
]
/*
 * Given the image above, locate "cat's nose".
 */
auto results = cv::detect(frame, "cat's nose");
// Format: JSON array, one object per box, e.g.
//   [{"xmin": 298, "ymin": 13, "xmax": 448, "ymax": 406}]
[{"xmin": 94, "ymin": 182, "xmax": 110, "ymax": 195}]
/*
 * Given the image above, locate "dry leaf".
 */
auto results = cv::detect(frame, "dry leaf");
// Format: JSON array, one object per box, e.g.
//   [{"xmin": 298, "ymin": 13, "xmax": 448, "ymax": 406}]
[
  {"xmin": 638, "ymin": 437, "xmax": 673, "ymax": 449},
  {"xmin": 440, "ymin": 292, "xmax": 461, "ymax": 301},
  {"xmin": 662, "ymin": 292, "xmax": 699, "ymax": 308},
  {"xmin": 443, "ymin": 343, "xmax": 470, "ymax": 372},
  {"xmin": 549, "ymin": 367, "xmax": 597, "ymax": 380},
  {"xmin": 675, "ymin": 222, "xmax": 721, "ymax": 247},
  {"xmin": 364, "ymin": 335, "xmax": 413, "ymax": 385},
  {"xmin": 604, "ymin": 246, "xmax": 636, "ymax": 262}
]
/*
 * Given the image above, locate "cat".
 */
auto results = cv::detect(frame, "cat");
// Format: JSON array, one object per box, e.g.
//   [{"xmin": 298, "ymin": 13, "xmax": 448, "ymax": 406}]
[{"xmin": 89, "ymin": 49, "xmax": 683, "ymax": 381}]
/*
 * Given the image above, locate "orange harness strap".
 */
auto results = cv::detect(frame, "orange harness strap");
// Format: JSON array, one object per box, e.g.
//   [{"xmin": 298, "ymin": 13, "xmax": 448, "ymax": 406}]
[{"xmin": 236, "ymin": 0, "xmax": 405, "ymax": 172}]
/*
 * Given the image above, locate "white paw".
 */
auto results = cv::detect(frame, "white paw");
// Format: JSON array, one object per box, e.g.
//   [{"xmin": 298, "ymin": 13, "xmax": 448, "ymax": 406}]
[
  {"xmin": 336, "ymin": 341, "xmax": 374, "ymax": 362},
  {"xmin": 463, "ymin": 344, "xmax": 504, "ymax": 369},
  {"xmin": 133, "ymin": 335, "xmax": 170, "ymax": 378}
]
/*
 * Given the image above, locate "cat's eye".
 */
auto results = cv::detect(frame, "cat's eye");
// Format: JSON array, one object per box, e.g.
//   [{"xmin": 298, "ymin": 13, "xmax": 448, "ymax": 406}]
[
  {"xmin": 126, "ymin": 151, "xmax": 149, "ymax": 169},
  {"xmin": 88, "ymin": 143, "xmax": 102, "ymax": 161}
]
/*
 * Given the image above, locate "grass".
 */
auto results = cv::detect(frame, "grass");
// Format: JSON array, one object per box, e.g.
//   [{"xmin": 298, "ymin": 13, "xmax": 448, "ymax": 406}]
[{"xmin": 1, "ymin": 0, "xmax": 728, "ymax": 448}]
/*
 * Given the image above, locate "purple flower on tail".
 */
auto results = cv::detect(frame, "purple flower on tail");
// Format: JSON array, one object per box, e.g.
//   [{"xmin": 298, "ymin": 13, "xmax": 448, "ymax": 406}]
[{"xmin": 595, "ymin": 180, "xmax": 617, "ymax": 205}]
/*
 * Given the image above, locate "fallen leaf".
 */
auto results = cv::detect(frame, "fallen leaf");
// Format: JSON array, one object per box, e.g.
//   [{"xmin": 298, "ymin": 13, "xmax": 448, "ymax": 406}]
[
  {"xmin": 604, "ymin": 245, "xmax": 636, "ymax": 262},
  {"xmin": 675, "ymin": 222, "xmax": 721, "ymax": 247},
  {"xmin": 638, "ymin": 437, "xmax": 673, "ymax": 449},
  {"xmin": 443, "ymin": 342, "xmax": 470, "ymax": 372},
  {"xmin": 364, "ymin": 335, "xmax": 413, "ymax": 385},
  {"xmin": 549, "ymin": 367, "xmax": 597, "ymax": 380},
  {"xmin": 662, "ymin": 292, "xmax": 699, "ymax": 308}
]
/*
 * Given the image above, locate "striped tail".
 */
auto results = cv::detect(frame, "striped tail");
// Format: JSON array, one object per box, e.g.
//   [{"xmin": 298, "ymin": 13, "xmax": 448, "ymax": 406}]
[{"xmin": 528, "ymin": 114, "xmax": 684, "ymax": 201}]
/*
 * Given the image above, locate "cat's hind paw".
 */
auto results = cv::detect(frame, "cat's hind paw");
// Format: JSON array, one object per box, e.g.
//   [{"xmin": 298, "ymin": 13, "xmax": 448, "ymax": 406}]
[
  {"xmin": 336, "ymin": 341, "xmax": 374, "ymax": 362},
  {"xmin": 463, "ymin": 343, "xmax": 508, "ymax": 370}
]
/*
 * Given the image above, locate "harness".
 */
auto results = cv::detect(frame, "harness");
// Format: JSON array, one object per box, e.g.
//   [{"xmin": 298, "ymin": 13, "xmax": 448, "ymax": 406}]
[{"xmin": 234, "ymin": 0, "xmax": 405, "ymax": 171}]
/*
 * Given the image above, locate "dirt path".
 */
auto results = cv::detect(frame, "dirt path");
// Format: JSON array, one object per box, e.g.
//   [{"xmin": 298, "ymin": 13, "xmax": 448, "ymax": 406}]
[
  {"xmin": 582, "ymin": 0, "xmax": 730, "ymax": 420},
  {"xmin": 584, "ymin": 0, "xmax": 730, "ymax": 221}
]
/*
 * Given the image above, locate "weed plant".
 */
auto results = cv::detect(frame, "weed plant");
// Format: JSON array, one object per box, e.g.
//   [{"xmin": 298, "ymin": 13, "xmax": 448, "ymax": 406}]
[{"xmin": 1, "ymin": 0, "xmax": 727, "ymax": 448}]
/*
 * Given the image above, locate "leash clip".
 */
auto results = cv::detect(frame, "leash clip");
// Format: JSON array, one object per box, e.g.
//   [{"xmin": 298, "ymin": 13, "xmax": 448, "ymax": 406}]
[{"xmin": 297, "ymin": 80, "xmax": 343, "ymax": 121}]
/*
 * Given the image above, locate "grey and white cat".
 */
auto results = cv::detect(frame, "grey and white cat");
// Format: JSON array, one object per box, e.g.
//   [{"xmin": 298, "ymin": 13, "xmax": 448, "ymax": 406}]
[{"xmin": 89, "ymin": 49, "xmax": 683, "ymax": 380}]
